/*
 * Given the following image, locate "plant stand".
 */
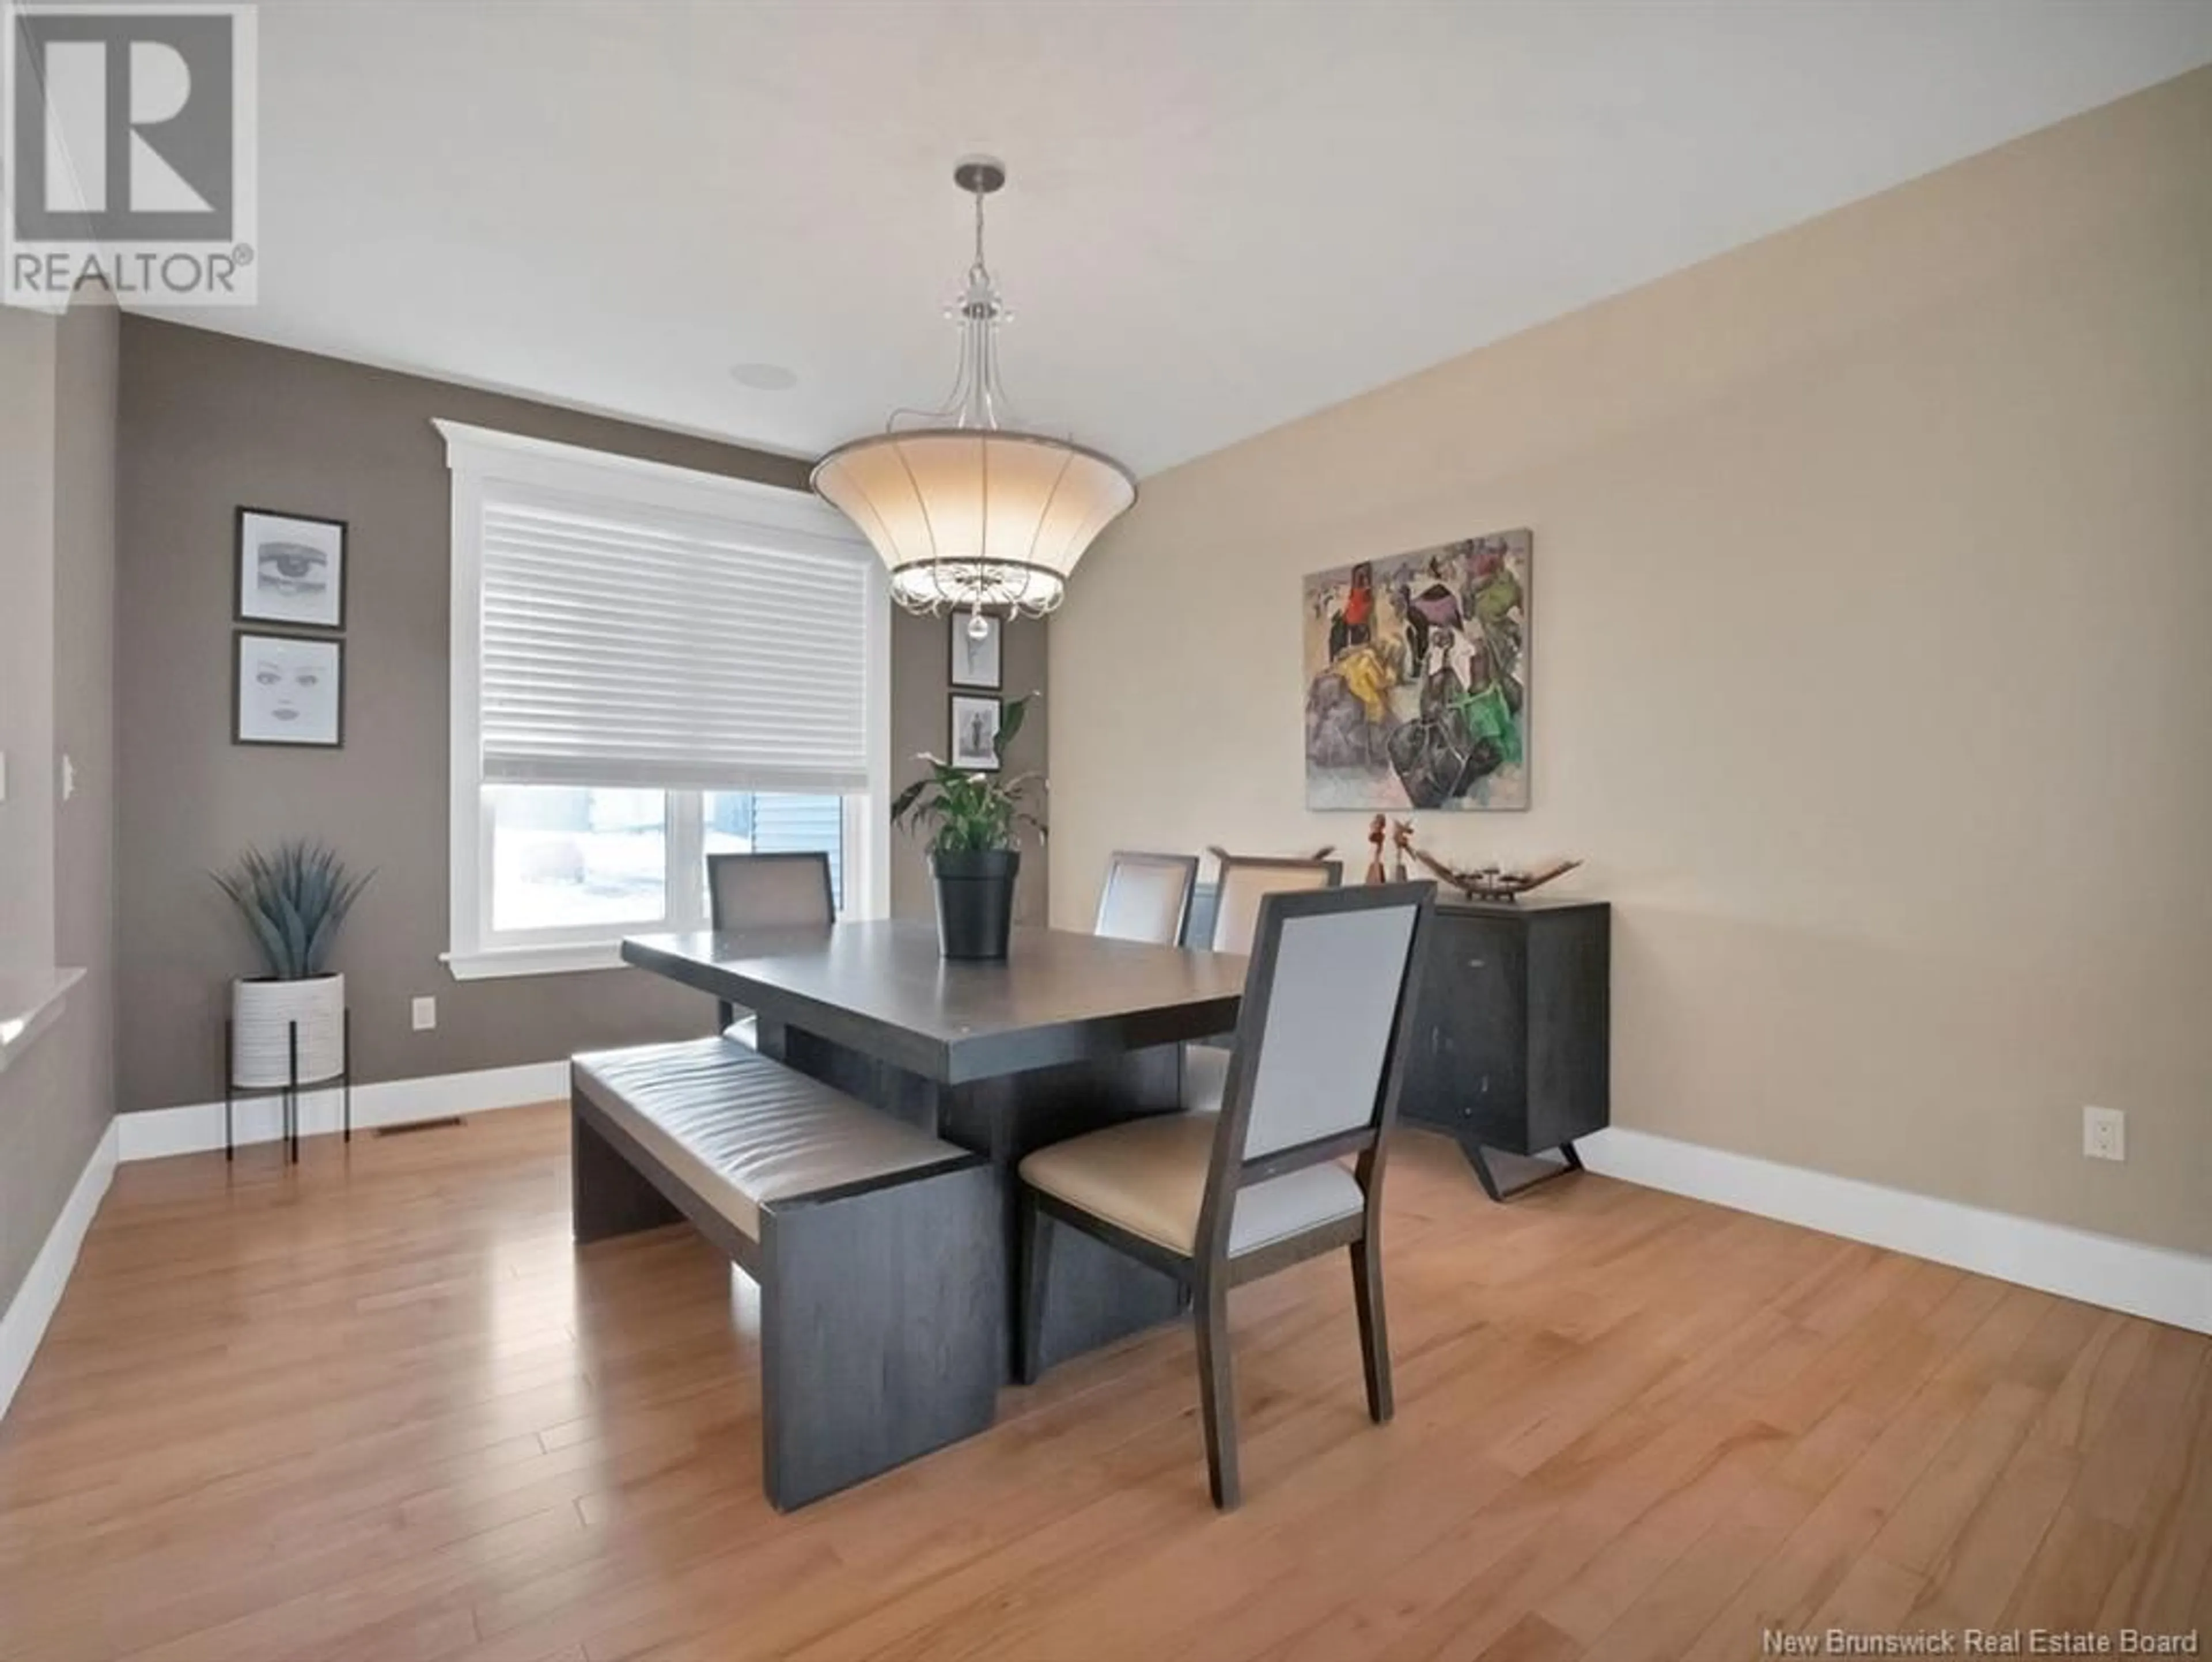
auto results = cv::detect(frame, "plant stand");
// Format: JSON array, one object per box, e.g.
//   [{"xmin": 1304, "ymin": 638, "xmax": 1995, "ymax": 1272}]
[{"xmin": 225, "ymin": 1009, "xmax": 351, "ymax": 1163}]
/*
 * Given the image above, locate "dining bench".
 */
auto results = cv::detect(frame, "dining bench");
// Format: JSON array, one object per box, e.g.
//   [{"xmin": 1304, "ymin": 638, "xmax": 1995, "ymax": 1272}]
[{"xmin": 569, "ymin": 1037, "xmax": 1002, "ymax": 1510}]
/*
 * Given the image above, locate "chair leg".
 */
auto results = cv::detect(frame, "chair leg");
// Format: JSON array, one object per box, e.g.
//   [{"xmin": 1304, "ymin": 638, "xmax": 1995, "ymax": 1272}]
[
  {"xmin": 1018, "ymin": 1192, "xmax": 1054, "ymax": 1386},
  {"xmin": 716, "ymin": 999, "xmax": 735, "ymax": 1034},
  {"xmin": 1194, "ymin": 1273, "xmax": 1240, "ymax": 1509},
  {"xmin": 1351, "ymin": 1236, "xmax": 1393, "ymax": 1424}
]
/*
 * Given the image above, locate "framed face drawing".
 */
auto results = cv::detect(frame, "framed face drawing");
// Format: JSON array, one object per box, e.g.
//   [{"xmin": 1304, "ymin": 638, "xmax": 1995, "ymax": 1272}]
[
  {"xmin": 234, "ymin": 632, "xmax": 344, "ymax": 747},
  {"xmin": 949, "ymin": 693, "xmax": 1003, "ymax": 772},
  {"xmin": 950, "ymin": 612, "xmax": 1003, "ymax": 689},
  {"xmin": 236, "ymin": 507, "xmax": 347, "ymax": 629}
]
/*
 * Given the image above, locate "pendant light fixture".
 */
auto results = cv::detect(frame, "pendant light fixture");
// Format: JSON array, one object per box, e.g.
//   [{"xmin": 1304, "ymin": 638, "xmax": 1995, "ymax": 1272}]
[{"xmin": 811, "ymin": 157, "xmax": 1137, "ymax": 630}]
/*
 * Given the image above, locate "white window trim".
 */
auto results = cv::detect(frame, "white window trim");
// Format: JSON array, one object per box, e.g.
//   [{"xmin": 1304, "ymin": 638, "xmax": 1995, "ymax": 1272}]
[{"xmin": 437, "ymin": 420, "xmax": 891, "ymax": 981}]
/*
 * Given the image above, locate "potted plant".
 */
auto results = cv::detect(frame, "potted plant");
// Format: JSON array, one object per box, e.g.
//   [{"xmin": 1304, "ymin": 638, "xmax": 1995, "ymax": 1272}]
[
  {"xmin": 892, "ymin": 693, "xmax": 1043, "ymax": 961},
  {"xmin": 213, "ymin": 840, "xmax": 373, "ymax": 1088}
]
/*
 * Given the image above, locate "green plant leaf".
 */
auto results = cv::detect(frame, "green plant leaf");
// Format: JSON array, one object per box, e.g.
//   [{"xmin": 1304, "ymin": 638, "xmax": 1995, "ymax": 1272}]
[
  {"xmin": 890, "ymin": 696, "xmax": 1048, "ymax": 854},
  {"xmin": 211, "ymin": 838, "xmax": 373, "ymax": 981},
  {"xmin": 213, "ymin": 870, "xmax": 291, "ymax": 978},
  {"xmin": 889, "ymin": 778, "xmax": 931, "ymax": 825},
  {"xmin": 995, "ymin": 693, "xmax": 1032, "ymax": 756}
]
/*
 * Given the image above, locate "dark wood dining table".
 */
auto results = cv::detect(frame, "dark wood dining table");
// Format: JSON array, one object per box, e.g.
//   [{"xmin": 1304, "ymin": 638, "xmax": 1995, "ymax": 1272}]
[{"xmin": 621, "ymin": 920, "xmax": 1249, "ymax": 1375}]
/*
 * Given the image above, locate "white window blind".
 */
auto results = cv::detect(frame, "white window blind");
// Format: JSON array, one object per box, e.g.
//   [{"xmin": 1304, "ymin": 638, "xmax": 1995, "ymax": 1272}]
[{"xmin": 476, "ymin": 482, "xmax": 873, "ymax": 794}]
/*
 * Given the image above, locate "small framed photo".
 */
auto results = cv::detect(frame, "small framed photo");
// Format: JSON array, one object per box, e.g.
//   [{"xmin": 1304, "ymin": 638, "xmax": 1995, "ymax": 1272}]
[
  {"xmin": 949, "ymin": 693, "xmax": 1003, "ymax": 772},
  {"xmin": 234, "ymin": 632, "xmax": 344, "ymax": 747},
  {"xmin": 236, "ymin": 507, "xmax": 347, "ymax": 629},
  {"xmin": 949, "ymin": 611, "xmax": 1002, "ymax": 689}
]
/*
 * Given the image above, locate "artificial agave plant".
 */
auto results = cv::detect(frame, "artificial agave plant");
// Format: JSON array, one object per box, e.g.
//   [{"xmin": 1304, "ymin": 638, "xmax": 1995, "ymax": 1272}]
[
  {"xmin": 890, "ymin": 691, "xmax": 1046, "ymax": 853},
  {"xmin": 212, "ymin": 840, "xmax": 374, "ymax": 981}
]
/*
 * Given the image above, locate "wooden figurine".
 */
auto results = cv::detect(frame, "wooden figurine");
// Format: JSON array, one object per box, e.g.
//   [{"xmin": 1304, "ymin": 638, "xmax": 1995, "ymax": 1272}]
[
  {"xmin": 1365, "ymin": 815, "xmax": 1388, "ymax": 885},
  {"xmin": 1390, "ymin": 819, "xmax": 1414, "ymax": 883}
]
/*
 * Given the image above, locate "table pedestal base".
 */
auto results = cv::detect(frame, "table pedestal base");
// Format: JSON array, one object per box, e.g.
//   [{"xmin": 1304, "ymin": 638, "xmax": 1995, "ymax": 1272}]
[{"xmin": 761, "ymin": 1019, "xmax": 1188, "ymax": 1379}]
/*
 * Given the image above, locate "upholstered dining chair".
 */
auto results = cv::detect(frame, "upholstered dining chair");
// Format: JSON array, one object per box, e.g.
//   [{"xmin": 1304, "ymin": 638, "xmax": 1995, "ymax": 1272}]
[
  {"xmin": 1185, "ymin": 853, "xmax": 1343, "ymax": 1113},
  {"xmin": 1093, "ymin": 851, "xmax": 1200, "ymax": 946},
  {"xmin": 705, "ymin": 851, "xmax": 836, "ymax": 1044},
  {"xmin": 1018, "ymin": 881, "xmax": 1436, "ymax": 1508},
  {"xmin": 1205, "ymin": 853, "xmax": 1343, "ymax": 955}
]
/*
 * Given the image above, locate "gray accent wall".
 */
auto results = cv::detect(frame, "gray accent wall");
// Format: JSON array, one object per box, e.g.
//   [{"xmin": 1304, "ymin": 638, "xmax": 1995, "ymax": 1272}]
[
  {"xmin": 0, "ymin": 291, "xmax": 119, "ymax": 1314},
  {"xmin": 0, "ymin": 308, "xmax": 58, "ymax": 970},
  {"xmin": 114, "ymin": 320, "xmax": 978, "ymax": 1115}
]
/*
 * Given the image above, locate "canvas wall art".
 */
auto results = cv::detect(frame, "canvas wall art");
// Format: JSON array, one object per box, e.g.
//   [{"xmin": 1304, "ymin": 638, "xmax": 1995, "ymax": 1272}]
[{"xmin": 1303, "ymin": 529, "xmax": 1531, "ymax": 811}]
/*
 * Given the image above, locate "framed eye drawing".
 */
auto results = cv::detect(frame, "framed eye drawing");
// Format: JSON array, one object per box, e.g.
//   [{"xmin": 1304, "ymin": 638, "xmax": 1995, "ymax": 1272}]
[
  {"xmin": 236, "ymin": 507, "xmax": 347, "ymax": 630},
  {"xmin": 234, "ymin": 632, "xmax": 344, "ymax": 747}
]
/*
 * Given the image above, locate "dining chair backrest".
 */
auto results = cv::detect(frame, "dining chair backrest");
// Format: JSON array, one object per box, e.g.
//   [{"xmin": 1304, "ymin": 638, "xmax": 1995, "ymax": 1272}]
[
  {"xmin": 1209, "ymin": 882, "xmax": 1435, "ymax": 1176},
  {"xmin": 1094, "ymin": 851, "xmax": 1199, "ymax": 946},
  {"xmin": 707, "ymin": 851, "xmax": 836, "ymax": 933},
  {"xmin": 1208, "ymin": 855, "xmax": 1342, "ymax": 956}
]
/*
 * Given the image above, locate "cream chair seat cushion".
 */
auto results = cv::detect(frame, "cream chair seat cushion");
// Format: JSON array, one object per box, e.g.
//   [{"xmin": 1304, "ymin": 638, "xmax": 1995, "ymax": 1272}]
[
  {"xmin": 574, "ymin": 1039, "xmax": 967, "ymax": 1243},
  {"xmin": 1020, "ymin": 1113, "xmax": 1362, "ymax": 1260}
]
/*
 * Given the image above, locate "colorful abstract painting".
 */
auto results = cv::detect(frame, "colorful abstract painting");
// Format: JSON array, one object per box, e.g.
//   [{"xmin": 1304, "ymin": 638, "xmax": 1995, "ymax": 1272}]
[{"xmin": 1303, "ymin": 529, "xmax": 1532, "ymax": 811}]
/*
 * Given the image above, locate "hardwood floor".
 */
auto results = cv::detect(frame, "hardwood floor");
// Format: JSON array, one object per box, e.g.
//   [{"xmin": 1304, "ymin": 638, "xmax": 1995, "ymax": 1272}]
[{"xmin": 1, "ymin": 1106, "xmax": 2204, "ymax": 1662}]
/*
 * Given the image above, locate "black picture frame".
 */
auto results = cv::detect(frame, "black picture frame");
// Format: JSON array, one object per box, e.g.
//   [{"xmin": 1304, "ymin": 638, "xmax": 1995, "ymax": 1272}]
[
  {"xmin": 236, "ymin": 505, "xmax": 349, "ymax": 631},
  {"xmin": 949, "ymin": 611, "xmax": 1003, "ymax": 689},
  {"xmin": 949, "ymin": 692, "xmax": 1003, "ymax": 773},
  {"xmin": 233, "ymin": 630, "xmax": 345, "ymax": 749}
]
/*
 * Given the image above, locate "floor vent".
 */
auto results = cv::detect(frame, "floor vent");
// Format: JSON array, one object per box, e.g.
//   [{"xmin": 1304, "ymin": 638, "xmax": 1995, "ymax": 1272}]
[{"xmin": 376, "ymin": 1116, "xmax": 467, "ymax": 1137}]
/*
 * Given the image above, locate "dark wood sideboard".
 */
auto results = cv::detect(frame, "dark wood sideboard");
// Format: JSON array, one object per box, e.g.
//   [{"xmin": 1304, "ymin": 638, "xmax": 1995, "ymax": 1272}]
[
  {"xmin": 1392, "ymin": 895, "xmax": 1611, "ymax": 1201},
  {"xmin": 1184, "ymin": 885, "xmax": 1609, "ymax": 1201}
]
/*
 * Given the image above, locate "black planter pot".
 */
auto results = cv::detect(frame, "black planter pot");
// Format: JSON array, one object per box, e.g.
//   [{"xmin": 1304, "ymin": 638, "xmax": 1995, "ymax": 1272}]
[{"xmin": 930, "ymin": 848, "xmax": 1020, "ymax": 961}]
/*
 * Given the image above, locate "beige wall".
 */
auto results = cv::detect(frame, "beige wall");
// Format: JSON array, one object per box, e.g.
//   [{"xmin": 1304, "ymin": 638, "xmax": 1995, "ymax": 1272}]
[
  {"xmin": 1, "ymin": 291, "xmax": 119, "ymax": 1313},
  {"xmin": 114, "ymin": 321, "xmax": 916, "ymax": 1114},
  {"xmin": 1050, "ymin": 69, "xmax": 2212, "ymax": 1255}
]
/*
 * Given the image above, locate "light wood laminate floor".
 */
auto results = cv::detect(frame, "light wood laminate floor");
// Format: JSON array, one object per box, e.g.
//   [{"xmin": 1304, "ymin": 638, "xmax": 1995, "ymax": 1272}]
[{"xmin": 1, "ymin": 1105, "xmax": 2205, "ymax": 1662}]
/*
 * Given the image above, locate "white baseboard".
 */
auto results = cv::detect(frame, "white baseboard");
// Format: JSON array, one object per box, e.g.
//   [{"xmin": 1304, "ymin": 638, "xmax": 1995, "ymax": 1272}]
[
  {"xmin": 1577, "ymin": 1126, "xmax": 2211, "ymax": 1336},
  {"xmin": 1, "ymin": 1120, "xmax": 118, "ymax": 1420},
  {"xmin": 115, "ymin": 1060, "xmax": 569, "ymax": 1163}
]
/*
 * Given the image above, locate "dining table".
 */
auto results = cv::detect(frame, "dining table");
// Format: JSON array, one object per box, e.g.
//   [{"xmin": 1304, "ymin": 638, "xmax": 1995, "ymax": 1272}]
[{"xmin": 620, "ymin": 920, "xmax": 1249, "ymax": 1376}]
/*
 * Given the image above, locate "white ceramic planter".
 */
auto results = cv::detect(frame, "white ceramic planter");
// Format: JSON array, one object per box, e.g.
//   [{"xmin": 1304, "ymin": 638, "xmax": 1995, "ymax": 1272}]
[{"xmin": 232, "ymin": 973, "xmax": 346, "ymax": 1087}]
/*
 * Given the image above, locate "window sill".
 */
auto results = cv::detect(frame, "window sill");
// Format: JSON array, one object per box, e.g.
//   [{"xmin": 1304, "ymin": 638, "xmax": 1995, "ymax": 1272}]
[
  {"xmin": 442, "ymin": 942, "xmax": 628, "ymax": 981},
  {"xmin": 0, "ymin": 966, "xmax": 87, "ymax": 1075}
]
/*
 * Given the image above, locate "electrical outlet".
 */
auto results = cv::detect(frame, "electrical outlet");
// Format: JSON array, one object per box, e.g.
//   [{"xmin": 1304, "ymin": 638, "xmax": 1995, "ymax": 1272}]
[
  {"xmin": 2082, "ymin": 1105, "xmax": 2125, "ymax": 1163},
  {"xmin": 411, "ymin": 995, "xmax": 438, "ymax": 1033}
]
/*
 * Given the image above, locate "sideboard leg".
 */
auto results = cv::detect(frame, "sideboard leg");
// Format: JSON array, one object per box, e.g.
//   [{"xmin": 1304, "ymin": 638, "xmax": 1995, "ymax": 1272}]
[
  {"xmin": 1463, "ymin": 1141, "xmax": 1505, "ymax": 1203},
  {"xmin": 1461, "ymin": 1139, "xmax": 1581, "ymax": 1203}
]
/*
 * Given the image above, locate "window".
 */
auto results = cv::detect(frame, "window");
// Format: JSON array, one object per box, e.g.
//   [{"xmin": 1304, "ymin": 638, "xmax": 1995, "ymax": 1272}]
[
  {"xmin": 484, "ymin": 786, "xmax": 847, "ymax": 935},
  {"xmin": 488, "ymin": 785, "xmax": 666, "ymax": 934},
  {"xmin": 440, "ymin": 423, "xmax": 887, "ymax": 979}
]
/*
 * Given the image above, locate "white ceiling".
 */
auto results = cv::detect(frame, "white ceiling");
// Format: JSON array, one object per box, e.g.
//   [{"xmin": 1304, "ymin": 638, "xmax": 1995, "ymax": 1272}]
[{"xmin": 162, "ymin": 0, "xmax": 2212, "ymax": 477}]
